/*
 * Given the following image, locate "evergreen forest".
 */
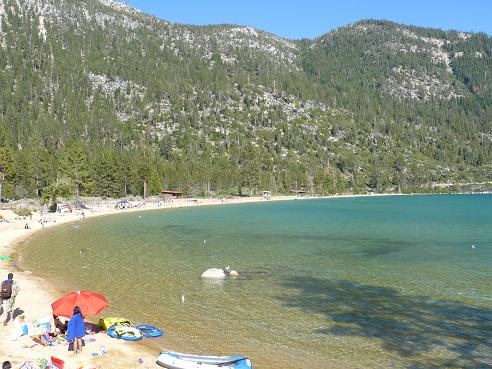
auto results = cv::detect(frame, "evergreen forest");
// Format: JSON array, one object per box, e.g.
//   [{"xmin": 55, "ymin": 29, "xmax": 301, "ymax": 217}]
[{"xmin": 0, "ymin": 0, "xmax": 491, "ymax": 201}]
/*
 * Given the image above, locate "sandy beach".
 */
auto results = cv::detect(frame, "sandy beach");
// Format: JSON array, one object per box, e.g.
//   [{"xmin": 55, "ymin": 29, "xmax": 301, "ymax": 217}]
[{"xmin": 0, "ymin": 193, "xmax": 400, "ymax": 368}]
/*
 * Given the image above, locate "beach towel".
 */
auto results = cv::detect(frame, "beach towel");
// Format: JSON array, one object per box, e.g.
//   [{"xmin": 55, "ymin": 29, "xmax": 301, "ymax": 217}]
[
  {"xmin": 32, "ymin": 335, "xmax": 50, "ymax": 346},
  {"xmin": 19, "ymin": 359, "xmax": 49, "ymax": 369},
  {"xmin": 32, "ymin": 334, "xmax": 57, "ymax": 346},
  {"xmin": 67, "ymin": 313, "xmax": 85, "ymax": 343},
  {"xmin": 20, "ymin": 362, "xmax": 40, "ymax": 369},
  {"xmin": 54, "ymin": 334, "xmax": 66, "ymax": 344}
]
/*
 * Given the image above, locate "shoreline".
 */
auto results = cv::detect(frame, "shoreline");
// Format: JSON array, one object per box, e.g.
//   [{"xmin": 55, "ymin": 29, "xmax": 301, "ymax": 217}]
[{"xmin": 0, "ymin": 191, "xmax": 456, "ymax": 367}]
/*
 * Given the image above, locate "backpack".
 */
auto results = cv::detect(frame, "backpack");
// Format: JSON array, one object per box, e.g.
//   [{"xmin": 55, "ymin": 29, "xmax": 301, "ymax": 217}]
[{"xmin": 1, "ymin": 280, "xmax": 13, "ymax": 299}]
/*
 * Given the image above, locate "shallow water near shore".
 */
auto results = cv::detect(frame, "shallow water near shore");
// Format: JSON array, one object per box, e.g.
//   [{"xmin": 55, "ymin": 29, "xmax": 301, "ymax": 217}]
[{"xmin": 18, "ymin": 195, "xmax": 492, "ymax": 368}]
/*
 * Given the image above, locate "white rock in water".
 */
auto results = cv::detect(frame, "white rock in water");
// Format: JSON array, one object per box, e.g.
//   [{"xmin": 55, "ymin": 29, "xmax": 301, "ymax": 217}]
[{"xmin": 201, "ymin": 268, "xmax": 226, "ymax": 279}]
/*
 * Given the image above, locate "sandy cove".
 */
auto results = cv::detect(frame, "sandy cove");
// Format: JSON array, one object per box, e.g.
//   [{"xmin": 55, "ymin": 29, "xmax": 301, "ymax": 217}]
[{"xmin": 0, "ymin": 193, "xmax": 400, "ymax": 368}]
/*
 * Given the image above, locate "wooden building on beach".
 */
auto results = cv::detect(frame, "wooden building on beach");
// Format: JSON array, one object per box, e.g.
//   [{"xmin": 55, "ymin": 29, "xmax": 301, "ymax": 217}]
[{"xmin": 162, "ymin": 190, "xmax": 183, "ymax": 201}]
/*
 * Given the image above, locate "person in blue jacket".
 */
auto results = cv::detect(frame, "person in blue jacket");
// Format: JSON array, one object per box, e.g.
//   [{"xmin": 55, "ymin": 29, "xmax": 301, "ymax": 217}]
[{"xmin": 67, "ymin": 306, "xmax": 85, "ymax": 354}]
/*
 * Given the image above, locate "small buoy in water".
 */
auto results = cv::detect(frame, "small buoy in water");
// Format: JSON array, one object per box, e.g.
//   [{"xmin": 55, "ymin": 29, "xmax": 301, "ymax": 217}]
[
  {"xmin": 203, "ymin": 239, "xmax": 206, "ymax": 244},
  {"xmin": 139, "ymin": 215, "xmax": 142, "ymax": 219},
  {"xmin": 181, "ymin": 294, "xmax": 185, "ymax": 303},
  {"xmin": 471, "ymin": 244, "xmax": 476, "ymax": 249}
]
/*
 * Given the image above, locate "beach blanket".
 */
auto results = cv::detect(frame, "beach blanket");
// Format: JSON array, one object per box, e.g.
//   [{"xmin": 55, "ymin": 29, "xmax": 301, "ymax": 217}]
[{"xmin": 67, "ymin": 313, "xmax": 85, "ymax": 342}]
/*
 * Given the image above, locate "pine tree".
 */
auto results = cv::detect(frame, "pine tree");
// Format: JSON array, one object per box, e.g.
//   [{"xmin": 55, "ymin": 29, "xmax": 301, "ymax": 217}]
[{"xmin": 59, "ymin": 140, "xmax": 91, "ymax": 201}]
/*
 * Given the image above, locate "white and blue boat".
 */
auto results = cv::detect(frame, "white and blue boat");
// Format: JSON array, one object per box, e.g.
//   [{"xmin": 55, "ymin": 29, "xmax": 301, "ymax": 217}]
[{"xmin": 156, "ymin": 352, "xmax": 252, "ymax": 369}]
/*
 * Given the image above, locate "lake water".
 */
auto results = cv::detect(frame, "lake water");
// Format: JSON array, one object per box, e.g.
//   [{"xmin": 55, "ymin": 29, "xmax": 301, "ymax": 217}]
[{"xmin": 18, "ymin": 195, "xmax": 492, "ymax": 368}]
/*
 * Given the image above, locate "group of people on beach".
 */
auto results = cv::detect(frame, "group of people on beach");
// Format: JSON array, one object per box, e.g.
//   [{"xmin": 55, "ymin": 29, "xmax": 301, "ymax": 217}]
[{"xmin": 1, "ymin": 272, "xmax": 87, "ymax": 362}]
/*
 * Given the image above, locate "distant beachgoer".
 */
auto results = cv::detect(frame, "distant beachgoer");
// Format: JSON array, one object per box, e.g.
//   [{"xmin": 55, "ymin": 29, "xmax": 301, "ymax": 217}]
[
  {"xmin": 0, "ymin": 273, "xmax": 20, "ymax": 326},
  {"xmin": 67, "ymin": 306, "xmax": 85, "ymax": 355}
]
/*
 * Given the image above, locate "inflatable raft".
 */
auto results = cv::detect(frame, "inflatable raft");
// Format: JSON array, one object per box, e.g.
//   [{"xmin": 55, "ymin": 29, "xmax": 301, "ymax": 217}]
[
  {"xmin": 156, "ymin": 352, "xmax": 252, "ymax": 369},
  {"xmin": 107, "ymin": 325, "xmax": 143, "ymax": 341},
  {"xmin": 136, "ymin": 324, "xmax": 163, "ymax": 338}
]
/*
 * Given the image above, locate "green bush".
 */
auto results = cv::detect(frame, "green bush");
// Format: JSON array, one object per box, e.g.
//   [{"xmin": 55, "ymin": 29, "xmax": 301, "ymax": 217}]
[{"xmin": 14, "ymin": 208, "xmax": 32, "ymax": 217}]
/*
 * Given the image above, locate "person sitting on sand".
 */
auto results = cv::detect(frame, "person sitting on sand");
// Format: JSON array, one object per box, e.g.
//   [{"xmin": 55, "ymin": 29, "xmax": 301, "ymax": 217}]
[
  {"xmin": 67, "ymin": 306, "xmax": 85, "ymax": 355},
  {"xmin": 49, "ymin": 315, "xmax": 68, "ymax": 337}
]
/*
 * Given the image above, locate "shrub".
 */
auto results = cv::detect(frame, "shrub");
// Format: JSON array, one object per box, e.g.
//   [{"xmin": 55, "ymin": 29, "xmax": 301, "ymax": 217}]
[{"xmin": 14, "ymin": 208, "xmax": 32, "ymax": 217}]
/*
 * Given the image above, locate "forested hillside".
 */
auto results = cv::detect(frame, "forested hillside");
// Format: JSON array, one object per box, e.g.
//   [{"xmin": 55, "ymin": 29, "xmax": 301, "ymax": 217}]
[{"xmin": 0, "ymin": 0, "xmax": 491, "ymax": 201}]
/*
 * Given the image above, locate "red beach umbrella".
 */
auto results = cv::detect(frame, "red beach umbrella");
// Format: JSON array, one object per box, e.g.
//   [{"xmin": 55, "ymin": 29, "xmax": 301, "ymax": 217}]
[{"xmin": 51, "ymin": 290, "xmax": 109, "ymax": 318}]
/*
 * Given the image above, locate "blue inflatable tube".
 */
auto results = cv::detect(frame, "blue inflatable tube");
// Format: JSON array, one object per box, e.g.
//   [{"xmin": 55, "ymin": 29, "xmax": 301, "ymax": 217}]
[
  {"xmin": 107, "ymin": 325, "xmax": 143, "ymax": 341},
  {"xmin": 136, "ymin": 324, "xmax": 164, "ymax": 338}
]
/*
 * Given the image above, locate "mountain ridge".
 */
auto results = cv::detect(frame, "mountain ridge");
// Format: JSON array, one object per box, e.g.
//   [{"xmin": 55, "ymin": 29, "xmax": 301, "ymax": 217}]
[{"xmin": 0, "ymin": 0, "xmax": 490, "ymax": 201}]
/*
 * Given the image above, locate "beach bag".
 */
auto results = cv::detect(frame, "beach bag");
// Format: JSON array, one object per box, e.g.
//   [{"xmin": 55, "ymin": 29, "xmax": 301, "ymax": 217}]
[
  {"xmin": 51, "ymin": 356, "xmax": 65, "ymax": 369},
  {"xmin": 97, "ymin": 317, "xmax": 131, "ymax": 331},
  {"xmin": 68, "ymin": 338, "xmax": 85, "ymax": 351},
  {"xmin": 1, "ymin": 280, "xmax": 13, "ymax": 299}
]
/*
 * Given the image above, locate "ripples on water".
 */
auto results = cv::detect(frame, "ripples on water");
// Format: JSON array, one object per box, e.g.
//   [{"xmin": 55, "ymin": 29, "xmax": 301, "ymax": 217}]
[{"xmin": 19, "ymin": 195, "xmax": 492, "ymax": 368}]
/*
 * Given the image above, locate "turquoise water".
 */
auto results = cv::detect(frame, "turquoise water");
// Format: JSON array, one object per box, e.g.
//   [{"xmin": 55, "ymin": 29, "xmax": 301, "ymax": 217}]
[{"xmin": 19, "ymin": 195, "xmax": 492, "ymax": 368}]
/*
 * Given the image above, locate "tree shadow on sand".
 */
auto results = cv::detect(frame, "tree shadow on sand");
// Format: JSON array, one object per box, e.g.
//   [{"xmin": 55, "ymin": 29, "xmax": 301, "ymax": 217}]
[{"xmin": 279, "ymin": 277, "xmax": 492, "ymax": 369}]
